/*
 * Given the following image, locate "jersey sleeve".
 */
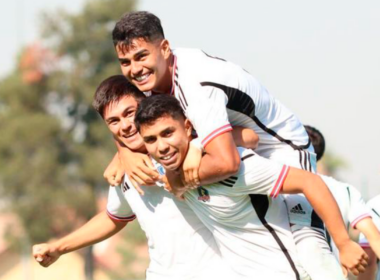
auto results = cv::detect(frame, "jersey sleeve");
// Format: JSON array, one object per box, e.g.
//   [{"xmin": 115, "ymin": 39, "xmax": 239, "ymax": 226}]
[
  {"xmin": 106, "ymin": 185, "xmax": 136, "ymax": 223},
  {"xmin": 347, "ymin": 186, "xmax": 371, "ymax": 229},
  {"xmin": 179, "ymin": 81, "xmax": 232, "ymax": 148},
  {"xmin": 230, "ymin": 148, "xmax": 289, "ymax": 198}
]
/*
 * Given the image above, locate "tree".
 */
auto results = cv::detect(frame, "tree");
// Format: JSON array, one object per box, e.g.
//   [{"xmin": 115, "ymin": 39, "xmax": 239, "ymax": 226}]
[{"xmin": 0, "ymin": 0, "xmax": 136, "ymax": 279}]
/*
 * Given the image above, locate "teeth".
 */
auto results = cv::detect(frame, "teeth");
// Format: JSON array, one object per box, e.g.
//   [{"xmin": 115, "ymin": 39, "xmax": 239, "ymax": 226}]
[
  {"xmin": 135, "ymin": 73, "xmax": 149, "ymax": 82},
  {"xmin": 162, "ymin": 154, "xmax": 173, "ymax": 160}
]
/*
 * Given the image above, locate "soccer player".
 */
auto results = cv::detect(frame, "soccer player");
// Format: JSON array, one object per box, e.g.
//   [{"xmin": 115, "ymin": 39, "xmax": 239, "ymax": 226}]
[
  {"xmin": 358, "ymin": 195, "xmax": 380, "ymax": 280},
  {"xmin": 134, "ymin": 94, "xmax": 369, "ymax": 279},
  {"xmin": 33, "ymin": 75, "xmax": 233, "ymax": 280},
  {"xmin": 106, "ymin": 11, "xmax": 366, "ymax": 278}
]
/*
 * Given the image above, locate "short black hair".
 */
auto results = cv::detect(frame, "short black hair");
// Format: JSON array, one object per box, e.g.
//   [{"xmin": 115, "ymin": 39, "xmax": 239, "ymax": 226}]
[
  {"xmin": 134, "ymin": 94, "xmax": 185, "ymax": 132},
  {"xmin": 112, "ymin": 11, "xmax": 165, "ymax": 52},
  {"xmin": 93, "ymin": 75, "xmax": 146, "ymax": 118},
  {"xmin": 304, "ymin": 125, "xmax": 326, "ymax": 161}
]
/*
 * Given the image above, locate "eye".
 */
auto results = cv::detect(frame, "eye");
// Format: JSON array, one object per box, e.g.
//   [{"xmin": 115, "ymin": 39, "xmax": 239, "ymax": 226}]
[
  {"xmin": 144, "ymin": 137, "xmax": 156, "ymax": 144},
  {"xmin": 162, "ymin": 130, "xmax": 173, "ymax": 137},
  {"xmin": 126, "ymin": 110, "xmax": 135, "ymax": 118},
  {"xmin": 120, "ymin": 60, "xmax": 130, "ymax": 67}
]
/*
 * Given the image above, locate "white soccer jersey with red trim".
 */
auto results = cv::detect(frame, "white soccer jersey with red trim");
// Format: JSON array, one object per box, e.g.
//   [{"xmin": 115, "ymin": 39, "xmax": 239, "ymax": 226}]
[
  {"xmin": 170, "ymin": 48, "xmax": 313, "ymax": 159},
  {"xmin": 320, "ymin": 175, "xmax": 371, "ymax": 260},
  {"xmin": 106, "ymin": 176, "xmax": 226, "ymax": 280},
  {"xmin": 184, "ymin": 147, "xmax": 309, "ymax": 280}
]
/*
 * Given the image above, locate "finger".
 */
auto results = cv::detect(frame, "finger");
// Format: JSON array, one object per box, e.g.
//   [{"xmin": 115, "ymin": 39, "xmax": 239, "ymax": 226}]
[
  {"xmin": 143, "ymin": 156, "xmax": 156, "ymax": 170},
  {"xmin": 356, "ymin": 264, "xmax": 366, "ymax": 273},
  {"xmin": 360, "ymin": 258, "xmax": 368, "ymax": 267},
  {"xmin": 362, "ymin": 252, "xmax": 369, "ymax": 262},
  {"xmin": 114, "ymin": 171, "xmax": 124, "ymax": 185},
  {"xmin": 135, "ymin": 185, "xmax": 145, "ymax": 196},
  {"xmin": 350, "ymin": 267, "xmax": 360, "ymax": 276},
  {"xmin": 192, "ymin": 169, "xmax": 200, "ymax": 187},
  {"xmin": 138, "ymin": 164, "xmax": 160, "ymax": 180},
  {"xmin": 133, "ymin": 169, "xmax": 157, "ymax": 185},
  {"xmin": 35, "ymin": 254, "xmax": 44, "ymax": 262}
]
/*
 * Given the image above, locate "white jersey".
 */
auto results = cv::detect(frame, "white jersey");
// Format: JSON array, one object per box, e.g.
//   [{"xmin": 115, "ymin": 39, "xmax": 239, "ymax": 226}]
[
  {"xmin": 358, "ymin": 195, "xmax": 380, "ymax": 280},
  {"xmin": 107, "ymin": 175, "xmax": 227, "ymax": 280},
  {"xmin": 184, "ymin": 147, "xmax": 310, "ymax": 280},
  {"xmin": 169, "ymin": 48, "xmax": 314, "ymax": 166},
  {"xmin": 320, "ymin": 175, "xmax": 371, "ymax": 258},
  {"xmin": 160, "ymin": 48, "xmax": 318, "ymax": 229}
]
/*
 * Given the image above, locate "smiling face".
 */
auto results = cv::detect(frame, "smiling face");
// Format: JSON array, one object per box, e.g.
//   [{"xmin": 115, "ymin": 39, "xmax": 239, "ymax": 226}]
[
  {"xmin": 140, "ymin": 115, "xmax": 192, "ymax": 171},
  {"xmin": 116, "ymin": 38, "xmax": 173, "ymax": 94},
  {"xmin": 103, "ymin": 95, "xmax": 146, "ymax": 153}
]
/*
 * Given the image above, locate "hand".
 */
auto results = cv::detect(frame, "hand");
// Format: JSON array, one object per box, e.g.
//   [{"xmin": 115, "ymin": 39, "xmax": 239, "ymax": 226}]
[
  {"xmin": 181, "ymin": 141, "xmax": 202, "ymax": 188},
  {"xmin": 338, "ymin": 240, "xmax": 368, "ymax": 275},
  {"xmin": 103, "ymin": 153, "xmax": 125, "ymax": 186},
  {"xmin": 32, "ymin": 243, "xmax": 61, "ymax": 267},
  {"xmin": 119, "ymin": 148, "xmax": 159, "ymax": 195}
]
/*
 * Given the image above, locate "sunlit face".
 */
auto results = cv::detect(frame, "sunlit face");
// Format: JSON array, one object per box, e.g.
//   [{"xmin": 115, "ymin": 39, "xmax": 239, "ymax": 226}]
[
  {"xmin": 116, "ymin": 38, "xmax": 172, "ymax": 93},
  {"xmin": 103, "ymin": 96, "xmax": 146, "ymax": 153},
  {"xmin": 140, "ymin": 115, "xmax": 192, "ymax": 171}
]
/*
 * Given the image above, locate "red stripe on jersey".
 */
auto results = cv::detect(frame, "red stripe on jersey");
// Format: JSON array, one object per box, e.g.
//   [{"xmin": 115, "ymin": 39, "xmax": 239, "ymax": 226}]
[
  {"xmin": 270, "ymin": 165, "xmax": 290, "ymax": 198},
  {"xmin": 107, "ymin": 210, "xmax": 136, "ymax": 223},
  {"xmin": 201, "ymin": 124, "xmax": 233, "ymax": 148},
  {"xmin": 351, "ymin": 214, "xmax": 371, "ymax": 229},
  {"xmin": 359, "ymin": 242, "xmax": 370, "ymax": 248}
]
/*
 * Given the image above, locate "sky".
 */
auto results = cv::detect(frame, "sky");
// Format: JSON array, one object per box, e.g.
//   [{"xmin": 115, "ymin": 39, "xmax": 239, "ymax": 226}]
[{"xmin": 1, "ymin": 0, "xmax": 379, "ymax": 199}]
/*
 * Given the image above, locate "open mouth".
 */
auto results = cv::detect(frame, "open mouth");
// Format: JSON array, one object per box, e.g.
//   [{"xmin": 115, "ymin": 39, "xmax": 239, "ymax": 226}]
[
  {"xmin": 159, "ymin": 151, "xmax": 178, "ymax": 167},
  {"xmin": 122, "ymin": 130, "xmax": 138, "ymax": 139},
  {"xmin": 134, "ymin": 72, "xmax": 151, "ymax": 83}
]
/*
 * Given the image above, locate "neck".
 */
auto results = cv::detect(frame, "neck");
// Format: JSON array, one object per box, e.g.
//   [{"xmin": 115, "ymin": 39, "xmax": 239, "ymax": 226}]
[{"xmin": 152, "ymin": 52, "xmax": 174, "ymax": 94}]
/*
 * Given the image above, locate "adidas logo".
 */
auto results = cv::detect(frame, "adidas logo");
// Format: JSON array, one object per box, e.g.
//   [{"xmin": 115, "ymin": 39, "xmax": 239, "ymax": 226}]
[{"xmin": 290, "ymin": 204, "xmax": 306, "ymax": 215}]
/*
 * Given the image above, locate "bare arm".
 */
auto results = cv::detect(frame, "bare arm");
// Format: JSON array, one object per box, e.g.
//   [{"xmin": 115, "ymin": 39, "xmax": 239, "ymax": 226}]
[
  {"xmin": 231, "ymin": 126, "xmax": 259, "ymax": 149},
  {"xmin": 282, "ymin": 168, "xmax": 368, "ymax": 274},
  {"xmin": 198, "ymin": 132, "xmax": 240, "ymax": 185},
  {"xmin": 33, "ymin": 211, "xmax": 127, "ymax": 267},
  {"xmin": 356, "ymin": 218, "xmax": 380, "ymax": 259}
]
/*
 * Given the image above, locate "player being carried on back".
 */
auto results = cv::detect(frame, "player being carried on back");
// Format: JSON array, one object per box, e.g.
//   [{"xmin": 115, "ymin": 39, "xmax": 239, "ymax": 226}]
[{"xmin": 106, "ymin": 11, "xmax": 367, "ymax": 278}]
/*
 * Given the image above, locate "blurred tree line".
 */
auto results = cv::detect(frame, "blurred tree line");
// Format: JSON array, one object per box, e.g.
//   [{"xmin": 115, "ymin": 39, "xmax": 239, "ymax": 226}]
[{"xmin": 0, "ymin": 0, "xmax": 148, "ymax": 279}]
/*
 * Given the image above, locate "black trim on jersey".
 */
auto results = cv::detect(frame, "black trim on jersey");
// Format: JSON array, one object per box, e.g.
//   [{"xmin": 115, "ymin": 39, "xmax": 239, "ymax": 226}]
[
  {"xmin": 249, "ymin": 194, "xmax": 300, "ymax": 280},
  {"xmin": 224, "ymin": 178, "xmax": 236, "ymax": 184},
  {"xmin": 241, "ymin": 153, "xmax": 255, "ymax": 161},
  {"xmin": 347, "ymin": 186, "xmax": 351, "ymax": 203},
  {"xmin": 372, "ymin": 208, "xmax": 380, "ymax": 218},
  {"xmin": 219, "ymin": 181, "xmax": 234, "ymax": 187},
  {"xmin": 325, "ymin": 230, "xmax": 333, "ymax": 251},
  {"xmin": 201, "ymin": 50, "xmax": 226, "ymax": 62},
  {"xmin": 199, "ymin": 82, "xmax": 311, "ymax": 151},
  {"xmin": 311, "ymin": 210, "xmax": 324, "ymax": 230},
  {"xmin": 230, "ymin": 176, "xmax": 238, "ymax": 180}
]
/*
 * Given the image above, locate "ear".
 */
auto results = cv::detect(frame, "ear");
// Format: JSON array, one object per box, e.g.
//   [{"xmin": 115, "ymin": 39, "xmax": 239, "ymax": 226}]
[
  {"xmin": 184, "ymin": 119, "xmax": 193, "ymax": 138},
  {"xmin": 160, "ymin": 39, "xmax": 171, "ymax": 59}
]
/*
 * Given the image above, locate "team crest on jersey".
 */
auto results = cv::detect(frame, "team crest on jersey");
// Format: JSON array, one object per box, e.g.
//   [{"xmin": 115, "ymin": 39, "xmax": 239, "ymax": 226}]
[{"xmin": 197, "ymin": 187, "xmax": 210, "ymax": 202}]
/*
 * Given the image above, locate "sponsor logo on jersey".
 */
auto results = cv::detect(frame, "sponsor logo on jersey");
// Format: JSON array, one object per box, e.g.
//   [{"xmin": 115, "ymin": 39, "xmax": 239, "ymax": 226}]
[
  {"xmin": 122, "ymin": 181, "xmax": 131, "ymax": 193},
  {"xmin": 290, "ymin": 203, "xmax": 306, "ymax": 215},
  {"xmin": 197, "ymin": 186, "xmax": 210, "ymax": 202}
]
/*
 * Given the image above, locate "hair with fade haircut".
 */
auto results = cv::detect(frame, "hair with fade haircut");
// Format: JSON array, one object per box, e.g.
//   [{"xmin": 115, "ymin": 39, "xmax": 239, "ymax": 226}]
[
  {"xmin": 304, "ymin": 125, "xmax": 326, "ymax": 161},
  {"xmin": 93, "ymin": 75, "xmax": 146, "ymax": 118},
  {"xmin": 112, "ymin": 11, "xmax": 165, "ymax": 52},
  {"xmin": 135, "ymin": 94, "xmax": 185, "ymax": 132}
]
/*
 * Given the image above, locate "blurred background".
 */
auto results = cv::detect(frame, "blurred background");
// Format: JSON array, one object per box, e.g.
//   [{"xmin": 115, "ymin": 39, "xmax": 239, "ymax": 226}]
[{"xmin": 0, "ymin": 0, "xmax": 379, "ymax": 279}]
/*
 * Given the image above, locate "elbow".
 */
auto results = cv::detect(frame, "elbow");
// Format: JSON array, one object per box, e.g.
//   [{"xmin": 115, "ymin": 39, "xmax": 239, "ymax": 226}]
[{"xmin": 222, "ymin": 153, "xmax": 241, "ymax": 176}]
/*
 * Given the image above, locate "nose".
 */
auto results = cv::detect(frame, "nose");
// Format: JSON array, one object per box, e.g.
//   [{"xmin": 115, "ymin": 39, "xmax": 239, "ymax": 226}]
[
  {"xmin": 120, "ymin": 118, "xmax": 132, "ymax": 131},
  {"xmin": 131, "ymin": 60, "xmax": 143, "ymax": 75},
  {"xmin": 158, "ymin": 138, "xmax": 170, "ymax": 155}
]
